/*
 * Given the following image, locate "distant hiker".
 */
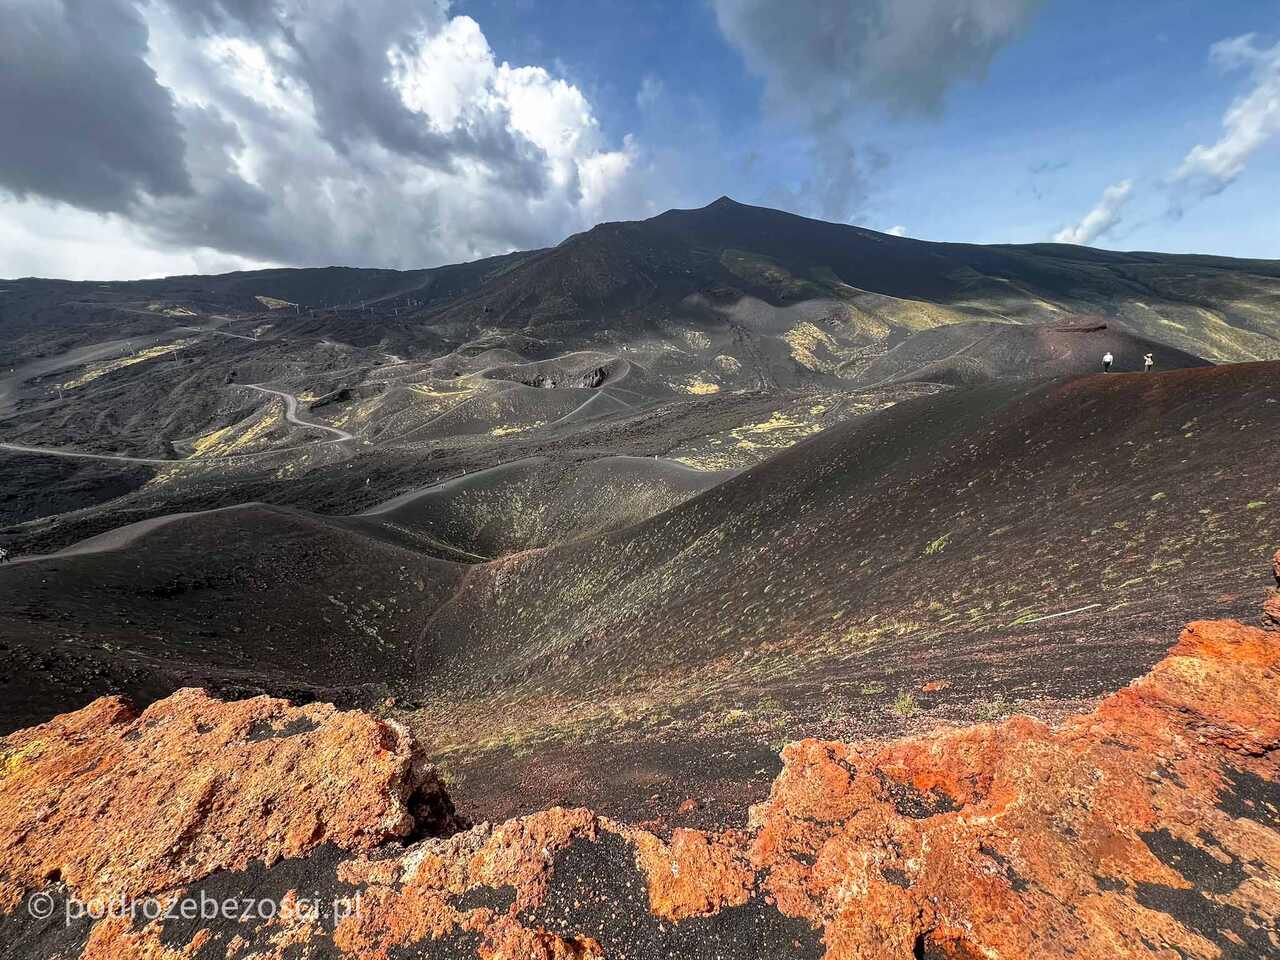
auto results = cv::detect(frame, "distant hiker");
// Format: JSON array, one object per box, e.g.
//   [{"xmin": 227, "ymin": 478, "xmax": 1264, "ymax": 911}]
[
  {"xmin": 1144, "ymin": 353, "xmax": 1154, "ymax": 372},
  {"xmin": 1102, "ymin": 352, "xmax": 1114, "ymax": 373},
  {"xmin": 0, "ymin": 547, "xmax": 8, "ymax": 564}
]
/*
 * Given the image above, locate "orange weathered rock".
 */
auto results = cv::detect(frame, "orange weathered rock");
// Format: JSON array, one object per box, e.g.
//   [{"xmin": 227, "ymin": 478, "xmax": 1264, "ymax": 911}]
[
  {"xmin": 627, "ymin": 826, "xmax": 755, "ymax": 921},
  {"xmin": 2, "ymin": 620, "xmax": 1278, "ymax": 959},
  {"xmin": 748, "ymin": 619, "xmax": 1280, "ymax": 959},
  {"xmin": 0, "ymin": 688, "xmax": 457, "ymax": 911}
]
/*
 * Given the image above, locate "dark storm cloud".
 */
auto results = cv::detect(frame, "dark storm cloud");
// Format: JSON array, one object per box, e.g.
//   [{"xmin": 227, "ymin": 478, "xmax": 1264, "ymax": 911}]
[{"xmin": 0, "ymin": 0, "xmax": 191, "ymax": 212}]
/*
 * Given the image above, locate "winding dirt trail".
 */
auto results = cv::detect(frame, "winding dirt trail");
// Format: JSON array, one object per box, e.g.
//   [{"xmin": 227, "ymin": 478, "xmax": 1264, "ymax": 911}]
[
  {"xmin": 242, "ymin": 384, "xmax": 355, "ymax": 441},
  {"xmin": 0, "ymin": 384, "xmax": 355, "ymax": 464},
  {"xmin": 0, "ymin": 442, "xmax": 175, "ymax": 464}
]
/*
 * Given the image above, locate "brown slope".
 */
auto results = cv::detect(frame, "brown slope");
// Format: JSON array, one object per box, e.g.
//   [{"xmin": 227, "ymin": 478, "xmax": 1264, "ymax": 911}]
[
  {"xmin": 0, "ymin": 449, "xmax": 736, "ymax": 733},
  {"xmin": 423, "ymin": 362, "xmax": 1280, "ymax": 698},
  {"xmin": 355, "ymin": 455, "xmax": 732, "ymax": 559},
  {"xmin": 412, "ymin": 363, "xmax": 1279, "ymax": 818}
]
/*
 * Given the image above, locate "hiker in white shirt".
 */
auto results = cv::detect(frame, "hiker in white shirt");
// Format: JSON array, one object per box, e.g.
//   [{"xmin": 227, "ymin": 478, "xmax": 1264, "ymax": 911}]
[
  {"xmin": 1102, "ymin": 352, "xmax": 1114, "ymax": 373},
  {"xmin": 1144, "ymin": 353, "xmax": 1154, "ymax": 372}
]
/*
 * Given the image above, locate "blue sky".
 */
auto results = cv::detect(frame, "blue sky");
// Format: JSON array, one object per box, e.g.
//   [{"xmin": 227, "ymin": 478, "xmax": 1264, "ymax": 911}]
[
  {"xmin": 1, "ymin": 0, "xmax": 1277, "ymax": 279},
  {"xmin": 470, "ymin": 0, "xmax": 1279, "ymax": 255}
]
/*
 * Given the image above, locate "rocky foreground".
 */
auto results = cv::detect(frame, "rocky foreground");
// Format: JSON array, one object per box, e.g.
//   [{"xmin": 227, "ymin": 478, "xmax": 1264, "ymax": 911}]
[{"xmin": 3, "ymin": 568, "xmax": 1280, "ymax": 958}]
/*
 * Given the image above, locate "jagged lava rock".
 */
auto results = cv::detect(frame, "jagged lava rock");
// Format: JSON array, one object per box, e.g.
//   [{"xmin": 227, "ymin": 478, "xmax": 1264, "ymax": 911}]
[
  {"xmin": 1, "ymin": 620, "xmax": 1278, "ymax": 958},
  {"xmin": 748, "ymin": 619, "xmax": 1280, "ymax": 958},
  {"xmin": 0, "ymin": 688, "xmax": 459, "ymax": 911}
]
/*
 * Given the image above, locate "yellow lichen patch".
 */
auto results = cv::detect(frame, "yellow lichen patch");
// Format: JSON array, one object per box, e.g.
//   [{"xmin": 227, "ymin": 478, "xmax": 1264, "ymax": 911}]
[
  {"xmin": 410, "ymin": 383, "xmax": 477, "ymax": 399},
  {"xmin": 144, "ymin": 464, "xmax": 187, "ymax": 488},
  {"xmin": 831, "ymin": 282, "xmax": 970, "ymax": 333},
  {"xmin": 61, "ymin": 339, "xmax": 197, "ymax": 390},
  {"xmin": 834, "ymin": 618, "xmax": 925, "ymax": 651},
  {"xmin": 255, "ymin": 296, "xmax": 296, "ymax": 310},
  {"xmin": 332, "ymin": 395, "xmax": 383, "ymax": 431},
  {"xmin": 731, "ymin": 412, "xmax": 824, "ymax": 450},
  {"xmin": 783, "ymin": 322, "xmax": 840, "ymax": 373},
  {"xmin": 668, "ymin": 407, "xmax": 831, "ymax": 471},
  {"xmin": 490, "ymin": 422, "xmax": 545, "ymax": 437},
  {"xmin": 0, "ymin": 741, "xmax": 43, "ymax": 781},
  {"xmin": 190, "ymin": 425, "xmax": 235, "ymax": 457},
  {"xmin": 676, "ymin": 376, "xmax": 720, "ymax": 395},
  {"xmin": 672, "ymin": 453, "xmax": 739, "ymax": 471},
  {"xmin": 189, "ymin": 408, "xmax": 280, "ymax": 459},
  {"xmin": 720, "ymin": 250, "xmax": 827, "ymax": 299},
  {"xmin": 146, "ymin": 303, "xmax": 198, "ymax": 317}
]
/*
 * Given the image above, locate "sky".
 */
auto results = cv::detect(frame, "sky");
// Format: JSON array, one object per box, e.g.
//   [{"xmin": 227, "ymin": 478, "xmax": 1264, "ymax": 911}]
[{"xmin": 1, "ymin": 0, "xmax": 1277, "ymax": 280}]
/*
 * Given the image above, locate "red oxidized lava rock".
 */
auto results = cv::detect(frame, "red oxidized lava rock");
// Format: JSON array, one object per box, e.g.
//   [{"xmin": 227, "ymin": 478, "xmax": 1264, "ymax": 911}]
[
  {"xmin": 626, "ymin": 826, "xmax": 755, "ymax": 921},
  {"xmin": 748, "ymin": 619, "xmax": 1280, "ymax": 959},
  {"xmin": 0, "ymin": 688, "xmax": 457, "ymax": 911},
  {"xmin": 2, "ymin": 620, "xmax": 1279, "ymax": 959}
]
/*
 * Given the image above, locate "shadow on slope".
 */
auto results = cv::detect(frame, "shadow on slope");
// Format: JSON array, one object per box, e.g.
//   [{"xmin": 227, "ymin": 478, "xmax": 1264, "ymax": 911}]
[
  {"xmin": 0, "ymin": 453, "xmax": 737, "ymax": 731},
  {"xmin": 355, "ymin": 456, "xmax": 734, "ymax": 559},
  {"xmin": 0, "ymin": 504, "xmax": 463, "ymax": 733}
]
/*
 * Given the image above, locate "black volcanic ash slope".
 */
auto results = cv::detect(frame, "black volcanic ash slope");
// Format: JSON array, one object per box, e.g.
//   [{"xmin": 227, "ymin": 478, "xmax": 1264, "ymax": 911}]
[
  {"xmin": 418, "ymin": 363, "xmax": 1279, "ymax": 732},
  {"xmin": 0, "ymin": 504, "xmax": 464, "ymax": 731},
  {"xmin": 421, "ymin": 197, "xmax": 1280, "ymax": 366},
  {"xmin": 849, "ymin": 320, "xmax": 1209, "ymax": 387},
  {"xmin": 3, "ymin": 365, "xmax": 1275, "ymax": 762}
]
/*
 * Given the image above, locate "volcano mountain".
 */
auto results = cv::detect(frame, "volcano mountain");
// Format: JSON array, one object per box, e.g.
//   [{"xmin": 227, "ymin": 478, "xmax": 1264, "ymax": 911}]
[{"xmin": 2, "ymin": 197, "xmax": 1278, "ymax": 826}]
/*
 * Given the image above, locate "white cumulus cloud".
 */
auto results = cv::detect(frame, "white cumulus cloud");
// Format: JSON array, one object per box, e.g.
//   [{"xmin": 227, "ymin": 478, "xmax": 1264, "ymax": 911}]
[
  {"xmin": 1172, "ymin": 34, "xmax": 1280, "ymax": 196},
  {"xmin": 0, "ymin": 0, "xmax": 648, "ymax": 278},
  {"xmin": 1054, "ymin": 179, "xmax": 1133, "ymax": 245}
]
